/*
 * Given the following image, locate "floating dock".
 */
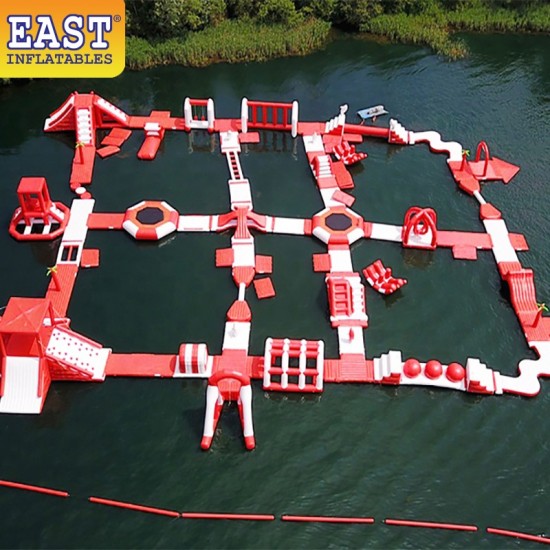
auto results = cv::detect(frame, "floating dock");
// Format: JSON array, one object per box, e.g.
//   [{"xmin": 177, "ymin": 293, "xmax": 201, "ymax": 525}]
[{"xmin": 1, "ymin": 91, "xmax": 549, "ymax": 450}]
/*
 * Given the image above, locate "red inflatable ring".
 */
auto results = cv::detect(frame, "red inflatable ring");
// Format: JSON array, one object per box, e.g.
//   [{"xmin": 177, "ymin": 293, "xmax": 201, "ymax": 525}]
[{"xmin": 123, "ymin": 200, "xmax": 179, "ymax": 240}]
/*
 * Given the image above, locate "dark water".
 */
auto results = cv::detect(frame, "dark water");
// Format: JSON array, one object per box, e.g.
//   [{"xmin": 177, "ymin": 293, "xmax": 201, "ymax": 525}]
[{"xmin": 1, "ymin": 33, "xmax": 549, "ymax": 548}]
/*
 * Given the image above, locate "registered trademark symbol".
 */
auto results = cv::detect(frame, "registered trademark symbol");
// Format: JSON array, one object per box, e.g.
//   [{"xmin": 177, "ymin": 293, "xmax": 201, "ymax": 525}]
[{"xmin": 114, "ymin": 15, "xmax": 122, "ymax": 23}]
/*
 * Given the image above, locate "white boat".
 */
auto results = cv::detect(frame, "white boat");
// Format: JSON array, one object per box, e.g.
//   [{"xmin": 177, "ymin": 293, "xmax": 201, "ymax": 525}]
[{"xmin": 357, "ymin": 105, "xmax": 388, "ymax": 120}]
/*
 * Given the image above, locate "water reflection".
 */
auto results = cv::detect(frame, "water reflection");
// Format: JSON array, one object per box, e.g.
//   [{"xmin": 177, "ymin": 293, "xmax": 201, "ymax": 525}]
[
  {"xmin": 402, "ymin": 248, "xmax": 435, "ymax": 269},
  {"xmin": 464, "ymin": 33, "xmax": 550, "ymax": 109},
  {"xmin": 30, "ymin": 239, "xmax": 61, "ymax": 267}
]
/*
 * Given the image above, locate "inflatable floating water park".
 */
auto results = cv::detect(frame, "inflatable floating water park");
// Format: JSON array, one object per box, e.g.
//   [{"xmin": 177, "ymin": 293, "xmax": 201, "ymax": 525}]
[{"xmin": 1, "ymin": 91, "xmax": 549, "ymax": 453}]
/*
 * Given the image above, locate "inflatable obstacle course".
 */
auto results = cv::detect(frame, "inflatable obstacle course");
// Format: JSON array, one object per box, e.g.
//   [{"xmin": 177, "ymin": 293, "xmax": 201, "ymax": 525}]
[{"xmin": 1, "ymin": 92, "xmax": 547, "ymax": 453}]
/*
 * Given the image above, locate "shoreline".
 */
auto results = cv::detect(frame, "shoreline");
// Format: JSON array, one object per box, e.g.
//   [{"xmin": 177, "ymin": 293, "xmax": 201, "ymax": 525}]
[
  {"xmin": 124, "ymin": 4, "xmax": 550, "ymax": 69},
  {"xmin": 125, "ymin": 18, "xmax": 331, "ymax": 70},
  {"xmin": 2, "ymin": 5, "xmax": 549, "ymax": 85}
]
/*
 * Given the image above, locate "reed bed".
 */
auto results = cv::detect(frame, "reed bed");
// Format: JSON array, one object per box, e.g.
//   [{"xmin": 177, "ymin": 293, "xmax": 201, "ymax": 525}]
[
  {"xmin": 126, "ymin": 18, "xmax": 330, "ymax": 70},
  {"xmin": 362, "ymin": 4, "xmax": 550, "ymax": 59}
]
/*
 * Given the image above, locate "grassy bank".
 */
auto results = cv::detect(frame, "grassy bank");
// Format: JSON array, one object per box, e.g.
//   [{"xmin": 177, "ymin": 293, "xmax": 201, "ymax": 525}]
[
  {"xmin": 1, "ymin": 3, "xmax": 549, "ymax": 85},
  {"xmin": 362, "ymin": 3, "xmax": 550, "ymax": 59},
  {"xmin": 126, "ymin": 3, "xmax": 550, "ymax": 69},
  {"xmin": 126, "ymin": 18, "xmax": 331, "ymax": 70},
  {"xmin": 364, "ymin": 12, "xmax": 468, "ymax": 59}
]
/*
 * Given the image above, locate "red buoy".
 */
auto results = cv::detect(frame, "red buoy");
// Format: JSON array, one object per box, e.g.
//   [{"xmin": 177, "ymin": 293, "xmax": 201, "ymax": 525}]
[
  {"xmin": 425, "ymin": 360, "xmax": 443, "ymax": 379},
  {"xmin": 89, "ymin": 496, "xmax": 180, "ymax": 518},
  {"xmin": 403, "ymin": 358, "xmax": 421, "ymax": 378},
  {"xmin": 446, "ymin": 362, "xmax": 466, "ymax": 382},
  {"xmin": 282, "ymin": 514, "xmax": 374, "ymax": 524},
  {"xmin": 181, "ymin": 512, "xmax": 274, "ymax": 521},
  {"xmin": 385, "ymin": 518, "xmax": 477, "ymax": 531},
  {"xmin": 0, "ymin": 480, "xmax": 69, "ymax": 498},
  {"xmin": 487, "ymin": 527, "xmax": 550, "ymax": 544}
]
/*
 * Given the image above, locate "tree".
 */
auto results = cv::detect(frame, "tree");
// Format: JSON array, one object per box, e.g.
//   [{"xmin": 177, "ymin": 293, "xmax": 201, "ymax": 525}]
[
  {"xmin": 335, "ymin": 0, "xmax": 383, "ymax": 29},
  {"xmin": 226, "ymin": 0, "xmax": 257, "ymax": 19},
  {"xmin": 296, "ymin": 0, "xmax": 337, "ymax": 21},
  {"xmin": 257, "ymin": 0, "xmax": 301, "ymax": 25},
  {"xmin": 152, "ymin": 0, "xmax": 206, "ymax": 34},
  {"xmin": 127, "ymin": 0, "xmax": 228, "ymax": 38}
]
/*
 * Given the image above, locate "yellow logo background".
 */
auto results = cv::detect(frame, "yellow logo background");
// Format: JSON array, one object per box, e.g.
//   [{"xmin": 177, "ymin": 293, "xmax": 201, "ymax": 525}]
[{"xmin": 0, "ymin": 0, "xmax": 125, "ymax": 78}]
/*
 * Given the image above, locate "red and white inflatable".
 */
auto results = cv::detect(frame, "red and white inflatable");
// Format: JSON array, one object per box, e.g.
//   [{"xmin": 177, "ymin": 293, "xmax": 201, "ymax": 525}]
[
  {"xmin": 332, "ymin": 140, "xmax": 367, "ymax": 166},
  {"xmin": 363, "ymin": 260, "xmax": 407, "ymax": 295},
  {"xmin": 201, "ymin": 370, "xmax": 255, "ymax": 451},
  {"xmin": 174, "ymin": 344, "xmax": 212, "ymax": 377},
  {"xmin": 263, "ymin": 338, "xmax": 324, "ymax": 393},
  {"xmin": 9, "ymin": 177, "xmax": 69, "ymax": 241},
  {"xmin": 122, "ymin": 201, "xmax": 178, "ymax": 240},
  {"xmin": 402, "ymin": 206, "xmax": 437, "ymax": 249}
]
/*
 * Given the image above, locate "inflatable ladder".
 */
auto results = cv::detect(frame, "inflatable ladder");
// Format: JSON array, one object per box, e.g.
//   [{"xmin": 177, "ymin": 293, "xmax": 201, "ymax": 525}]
[
  {"xmin": 466, "ymin": 358, "xmax": 496, "ymax": 394},
  {"xmin": 388, "ymin": 119, "xmax": 410, "ymax": 145},
  {"xmin": 328, "ymin": 277, "xmax": 353, "ymax": 317},
  {"xmin": 71, "ymin": 95, "xmax": 98, "ymax": 187},
  {"xmin": 374, "ymin": 351, "xmax": 403, "ymax": 384},
  {"xmin": 76, "ymin": 107, "xmax": 93, "ymax": 146},
  {"xmin": 226, "ymin": 150, "xmax": 244, "ymax": 180},
  {"xmin": 324, "ymin": 111, "xmax": 345, "ymax": 134},
  {"xmin": 326, "ymin": 275, "xmax": 368, "ymax": 327},
  {"xmin": 314, "ymin": 155, "xmax": 333, "ymax": 179}
]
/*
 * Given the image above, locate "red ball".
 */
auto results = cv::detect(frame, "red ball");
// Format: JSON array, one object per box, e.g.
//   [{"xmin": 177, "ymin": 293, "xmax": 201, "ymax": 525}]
[
  {"xmin": 425, "ymin": 360, "xmax": 443, "ymax": 379},
  {"xmin": 403, "ymin": 358, "xmax": 421, "ymax": 378},
  {"xmin": 446, "ymin": 362, "xmax": 465, "ymax": 382}
]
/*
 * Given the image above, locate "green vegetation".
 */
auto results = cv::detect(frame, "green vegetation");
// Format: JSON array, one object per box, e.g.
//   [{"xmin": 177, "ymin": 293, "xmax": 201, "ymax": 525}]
[
  {"xmin": 446, "ymin": 2, "xmax": 550, "ymax": 33},
  {"xmin": 124, "ymin": 0, "xmax": 550, "ymax": 68},
  {"xmin": 2, "ymin": 0, "xmax": 550, "ymax": 84},
  {"xmin": 360, "ymin": 1, "xmax": 550, "ymax": 59},
  {"xmin": 126, "ymin": 0, "xmax": 306, "ymax": 38},
  {"xmin": 126, "ymin": 18, "xmax": 330, "ymax": 69},
  {"xmin": 363, "ymin": 12, "xmax": 469, "ymax": 59}
]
